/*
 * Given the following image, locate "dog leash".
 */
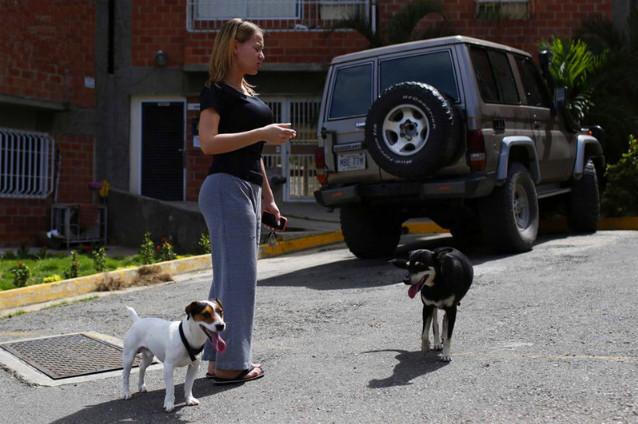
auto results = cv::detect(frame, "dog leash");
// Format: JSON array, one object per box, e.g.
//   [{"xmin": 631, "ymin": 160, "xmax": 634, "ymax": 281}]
[{"xmin": 178, "ymin": 322, "xmax": 204, "ymax": 361}]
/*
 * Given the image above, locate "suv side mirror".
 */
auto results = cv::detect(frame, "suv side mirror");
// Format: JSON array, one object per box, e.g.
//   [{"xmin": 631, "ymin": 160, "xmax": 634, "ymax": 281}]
[
  {"xmin": 538, "ymin": 50, "xmax": 553, "ymax": 88},
  {"xmin": 553, "ymin": 86, "xmax": 567, "ymax": 110}
]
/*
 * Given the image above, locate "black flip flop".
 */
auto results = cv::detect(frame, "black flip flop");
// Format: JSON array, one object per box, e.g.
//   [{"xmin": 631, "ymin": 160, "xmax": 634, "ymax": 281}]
[{"xmin": 210, "ymin": 366, "xmax": 264, "ymax": 385}]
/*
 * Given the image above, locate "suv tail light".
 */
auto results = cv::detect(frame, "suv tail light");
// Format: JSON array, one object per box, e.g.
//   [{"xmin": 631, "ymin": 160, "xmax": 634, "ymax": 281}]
[
  {"xmin": 314, "ymin": 146, "xmax": 328, "ymax": 185},
  {"xmin": 467, "ymin": 130, "xmax": 486, "ymax": 172}
]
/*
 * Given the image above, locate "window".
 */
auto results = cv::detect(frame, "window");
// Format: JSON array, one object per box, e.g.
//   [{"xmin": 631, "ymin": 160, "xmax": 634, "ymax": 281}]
[
  {"xmin": 470, "ymin": 47, "xmax": 520, "ymax": 104},
  {"xmin": 194, "ymin": 0, "xmax": 299, "ymax": 20},
  {"xmin": 488, "ymin": 50, "xmax": 520, "ymax": 104},
  {"xmin": 0, "ymin": 127, "xmax": 55, "ymax": 199},
  {"xmin": 476, "ymin": 0, "xmax": 529, "ymax": 20},
  {"xmin": 380, "ymin": 51, "xmax": 459, "ymax": 102},
  {"xmin": 329, "ymin": 64, "xmax": 373, "ymax": 119},
  {"xmin": 470, "ymin": 47, "xmax": 499, "ymax": 103},
  {"xmin": 515, "ymin": 56, "xmax": 551, "ymax": 108}
]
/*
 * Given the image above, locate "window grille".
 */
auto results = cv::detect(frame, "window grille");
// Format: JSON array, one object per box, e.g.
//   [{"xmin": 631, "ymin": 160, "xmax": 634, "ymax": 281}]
[
  {"xmin": 263, "ymin": 98, "xmax": 321, "ymax": 201},
  {"xmin": 187, "ymin": 0, "xmax": 371, "ymax": 32},
  {"xmin": 0, "ymin": 127, "xmax": 56, "ymax": 199},
  {"xmin": 476, "ymin": 0, "xmax": 529, "ymax": 20}
]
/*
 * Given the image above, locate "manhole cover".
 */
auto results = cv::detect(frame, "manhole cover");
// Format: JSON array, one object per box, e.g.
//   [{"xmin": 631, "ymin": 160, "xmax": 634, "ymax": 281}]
[{"xmin": 0, "ymin": 333, "xmax": 140, "ymax": 380}]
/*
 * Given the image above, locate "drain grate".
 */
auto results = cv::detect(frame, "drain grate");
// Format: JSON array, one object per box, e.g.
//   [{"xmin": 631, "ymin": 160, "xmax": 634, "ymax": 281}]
[{"xmin": 0, "ymin": 333, "xmax": 140, "ymax": 380}]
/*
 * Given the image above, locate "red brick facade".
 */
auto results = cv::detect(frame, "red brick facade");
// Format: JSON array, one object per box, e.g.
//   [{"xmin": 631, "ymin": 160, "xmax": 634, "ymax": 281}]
[
  {"xmin": 0, "ymin": 0, "xmax": 96, "ymax": 246},
  {"xmin": 0, "ymin": 0, "xmax": 96, "ymax": 108},
  {"xmin": 130, "ymin": 0, "xmax": 612, "ymax": 69}
]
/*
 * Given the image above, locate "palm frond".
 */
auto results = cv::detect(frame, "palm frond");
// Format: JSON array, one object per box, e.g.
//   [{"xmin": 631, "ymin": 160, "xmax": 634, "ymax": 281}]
[{"xmin": 385, "ymin": 0, "xmax": 444, "ymax": 45}]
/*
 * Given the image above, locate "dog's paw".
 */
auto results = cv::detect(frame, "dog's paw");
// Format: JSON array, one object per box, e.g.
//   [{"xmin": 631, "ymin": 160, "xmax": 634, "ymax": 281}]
[
  {"xmin": 421, "ymin": 340, "xmax": 430, "ymax": 352},
  {"xmin": 438, "ymin": 354, "xmax": 452, "ymax": 362},
  {"xmin": 185, "ymin": 396, "xmax": 200, "ymax": 406},
  {"xmin": 164, "ymin": 397, "xmax": 175, "ymax": 412},
  {"xmin": 431, "ymin": 343, "xmax": 443, "ymax": 351},
  {"xmin": 138, "ymin": 384, "xmax": 147, "ymax": 393},
  {"xmin": 122, "ymin": 391, "xmax": 131, "ymax": 400}
]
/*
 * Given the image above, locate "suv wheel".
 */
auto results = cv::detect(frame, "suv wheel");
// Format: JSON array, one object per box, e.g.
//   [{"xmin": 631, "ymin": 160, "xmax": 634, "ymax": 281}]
[
  {"xmin": 479, "ymin": 163, "xmax": 539, "ymax": 252},
  {"xmin": 567, "ymin": 159, "xmax": 600, "ymax": 232},
  {"xmin": 365, "ymin": 82, "xmax": 461, "ymax": 179},
  {"xmin": 340, "ymin": 205, "xmax": 402, "ymax": 259}
]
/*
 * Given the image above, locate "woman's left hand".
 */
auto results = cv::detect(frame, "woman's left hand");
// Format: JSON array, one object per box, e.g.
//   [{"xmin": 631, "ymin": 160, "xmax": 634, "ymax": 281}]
[{"xmin": 262, "ymin": 196, "xmax": 281, "ymax": 221}]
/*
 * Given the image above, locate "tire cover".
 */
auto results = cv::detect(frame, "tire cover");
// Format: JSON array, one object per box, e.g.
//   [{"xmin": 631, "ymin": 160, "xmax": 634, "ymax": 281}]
[{"xmin": 365, "ymin": 82, "xmax": 460, "ymax": 179}]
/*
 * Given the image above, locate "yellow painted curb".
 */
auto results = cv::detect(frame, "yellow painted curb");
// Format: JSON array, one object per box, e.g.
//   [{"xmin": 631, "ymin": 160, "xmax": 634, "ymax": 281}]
[
  {"xmin": 540, "ymin": 216, "xmax": 638, "ymax": 233},
  {"xmin": 260, "ymin": 231, "xmax": 344, "ymax": 258},
  {"xmin": 0, "ymin": 255, "xmax": 211, "ymax": 311},
  {"xmin": 404, "ymin": 222, "xmax": 448, "ymax": 234}
]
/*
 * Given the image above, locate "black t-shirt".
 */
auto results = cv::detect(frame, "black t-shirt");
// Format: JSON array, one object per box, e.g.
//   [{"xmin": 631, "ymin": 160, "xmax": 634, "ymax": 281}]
[{"xmin": 199, "ymin": 82, "xmax": 273, "ymax": 186}]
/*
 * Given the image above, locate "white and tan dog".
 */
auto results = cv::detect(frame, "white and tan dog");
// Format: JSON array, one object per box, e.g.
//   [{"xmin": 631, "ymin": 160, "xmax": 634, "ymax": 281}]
[{"xmin": 121, "ymin": 300, "xmax": 227, "ymax": 412}]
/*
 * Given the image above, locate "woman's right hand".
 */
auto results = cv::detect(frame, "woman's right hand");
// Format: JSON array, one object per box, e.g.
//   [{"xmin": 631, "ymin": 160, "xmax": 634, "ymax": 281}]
[{"xmin": 260, "ymin": 123, "xmax": 297, "ymax": 145}]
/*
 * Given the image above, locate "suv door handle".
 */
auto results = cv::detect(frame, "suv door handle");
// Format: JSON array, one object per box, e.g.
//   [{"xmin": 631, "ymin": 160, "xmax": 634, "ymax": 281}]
[{"xmin": 355, "ymin": 121, "xmax": 366, "ymax": 129}]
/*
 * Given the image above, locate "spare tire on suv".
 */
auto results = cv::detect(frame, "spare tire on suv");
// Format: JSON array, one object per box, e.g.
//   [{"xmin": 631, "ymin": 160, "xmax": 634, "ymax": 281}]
[{"xmin": 365, "ymin": 82, "xmax": 462, "ymax": 179}]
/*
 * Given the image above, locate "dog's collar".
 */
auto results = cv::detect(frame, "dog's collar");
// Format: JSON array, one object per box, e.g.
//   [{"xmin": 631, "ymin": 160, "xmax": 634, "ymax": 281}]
[{"xmin": 178, "ymin": 321, "xmax": 204, "ymax": 361}]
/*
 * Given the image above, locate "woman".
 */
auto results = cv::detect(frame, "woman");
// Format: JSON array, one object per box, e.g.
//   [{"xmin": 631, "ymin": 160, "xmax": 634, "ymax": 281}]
[{"xmin": 198, "ymin": 18, "xmax": 295, "ymax": 384}]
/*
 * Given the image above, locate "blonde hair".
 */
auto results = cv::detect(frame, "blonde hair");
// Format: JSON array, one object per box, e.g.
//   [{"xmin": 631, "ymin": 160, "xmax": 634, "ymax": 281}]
[{"xmin": 207, "ymin": 18, "xmax": 262, "ymax": 96}]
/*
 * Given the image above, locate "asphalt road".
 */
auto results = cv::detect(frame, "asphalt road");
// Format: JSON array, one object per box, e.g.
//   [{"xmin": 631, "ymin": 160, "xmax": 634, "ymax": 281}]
[{"xmin": 0, "ymin": 231, "xmax": 637, "ymax": 424}]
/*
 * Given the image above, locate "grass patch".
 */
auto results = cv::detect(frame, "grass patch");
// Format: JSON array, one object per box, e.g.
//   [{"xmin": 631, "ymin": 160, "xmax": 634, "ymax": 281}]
[{"xmin": 0, "ymin": 252, "xmax": 168, "ymax": 291}]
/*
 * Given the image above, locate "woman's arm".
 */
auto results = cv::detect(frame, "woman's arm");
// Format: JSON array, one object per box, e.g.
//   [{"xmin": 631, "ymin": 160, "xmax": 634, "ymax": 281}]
[
  {"xmin": 260, "ymin": 158, "xmax": 280, "ymax": 220},
  {"xmin": 198, "ymin": 108, "xmax": 296, "ymax": 155}
]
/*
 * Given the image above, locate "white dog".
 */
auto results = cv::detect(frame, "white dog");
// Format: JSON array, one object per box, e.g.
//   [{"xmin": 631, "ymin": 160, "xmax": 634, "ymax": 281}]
[{"xmin": 121, "ymin": 300, "xmax": 227, "ymax": 412}]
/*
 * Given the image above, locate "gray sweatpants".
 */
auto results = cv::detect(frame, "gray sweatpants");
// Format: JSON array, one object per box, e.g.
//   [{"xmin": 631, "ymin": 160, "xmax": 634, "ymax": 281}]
[{"xmin": 198, "ymin": 173, "xmax": 261, "ymax": 370}]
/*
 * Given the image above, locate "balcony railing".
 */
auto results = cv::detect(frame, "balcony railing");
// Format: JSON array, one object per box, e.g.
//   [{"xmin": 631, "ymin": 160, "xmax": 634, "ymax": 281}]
[{"xmin": 187, "ymin": 0, "xmax": 373, "ymax": 32}]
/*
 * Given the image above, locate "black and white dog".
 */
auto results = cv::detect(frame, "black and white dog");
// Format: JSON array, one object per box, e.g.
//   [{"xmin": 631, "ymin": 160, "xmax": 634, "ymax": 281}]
[{"xmin": 392, "ymin": 247, "xmax": 473, "ymax": 361}]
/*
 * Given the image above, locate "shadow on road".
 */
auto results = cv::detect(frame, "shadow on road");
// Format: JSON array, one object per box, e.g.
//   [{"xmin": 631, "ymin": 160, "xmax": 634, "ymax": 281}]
[
  {"xmin": 259, "ymin": 235, "xmax": 511, "ymax": 290},
  {"xmin": 49, "ymin": 378, "xmax": 237, "ymax": 424},
  {"xmin": 363, "ymin": 349, "xmax": 449, "ymax": 388}
]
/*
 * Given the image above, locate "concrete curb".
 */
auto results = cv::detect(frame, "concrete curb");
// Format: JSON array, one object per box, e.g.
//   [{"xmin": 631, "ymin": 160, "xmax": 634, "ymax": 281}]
[{"xmin": 1, "ymin": 217, "xmax": 636, "ymax": 312}]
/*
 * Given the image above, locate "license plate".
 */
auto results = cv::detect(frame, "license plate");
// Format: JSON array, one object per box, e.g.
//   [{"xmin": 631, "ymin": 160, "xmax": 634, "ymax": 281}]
[{"xmin": 337, "ymin": 152, "xmax": 366, "ymax": 172}]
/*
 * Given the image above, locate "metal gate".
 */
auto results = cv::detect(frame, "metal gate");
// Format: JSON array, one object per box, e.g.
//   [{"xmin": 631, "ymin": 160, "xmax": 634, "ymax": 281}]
[{"xmin": 263, "ymin": 98, "xmax": 321, "ymax": 202}]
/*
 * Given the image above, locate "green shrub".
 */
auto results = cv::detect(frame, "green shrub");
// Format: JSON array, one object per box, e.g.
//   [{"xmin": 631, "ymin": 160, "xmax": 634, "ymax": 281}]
[
  {"xmin": 197, "ymin": 233, "xmax": 211, "ymax": 254},
  {"xmin": 139, "ymin": 232, "xmax": 155, "ymax": 265},
  {"xmin": 9, "ymin": 262, "xmax": 31, "ymax": 288},
  {"xmin": 63, "ymin": 250, "xmax": 80, "ymax": 279},
  {"xmin": 37, "ymin": 247, "xmax": 48, "ymax": 260},
  {"xmin": 92, "ymin": 247, "xmax": 107, "ymax": 272},
  {"xmin": 157, "ymin": 240, "xmax": 177, "ymax": 262},
  {"xmin": 2, "ymin": 250, "xmax": 17, "ymax": 260},
  {"xmin": 602, "ymin": 134, "xmax": 638, "ymax": 216}
]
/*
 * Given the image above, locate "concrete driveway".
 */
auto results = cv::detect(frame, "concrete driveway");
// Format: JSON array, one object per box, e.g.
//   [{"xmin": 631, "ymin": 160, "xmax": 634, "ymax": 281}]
[{"xmin": 1, "ymin": 231, "xmax": 637, "ymax": 423}]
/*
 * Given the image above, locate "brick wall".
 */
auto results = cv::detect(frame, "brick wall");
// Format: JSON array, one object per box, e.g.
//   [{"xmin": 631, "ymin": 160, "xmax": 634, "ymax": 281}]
[
  {"xmin": 0, "ymin": 135, "xmax": 94, "ymax": 246},
  {"xmin": 378, "ymin": 0, "xmax": 612, "ymax": 53},
  {"xmin": 132, "ymin": 0, "xmax": 612, "ymax": 70},
  {"xmin": 0, "ymin": 0, "xmax": 96, "ymax": 108},
  {"xmin": 0, "ymin": 199, "xmax": 50, "ymax": 247},
  {"xmin": 131, "ymin": 0, "xmax": 370, "ymax": 68}
]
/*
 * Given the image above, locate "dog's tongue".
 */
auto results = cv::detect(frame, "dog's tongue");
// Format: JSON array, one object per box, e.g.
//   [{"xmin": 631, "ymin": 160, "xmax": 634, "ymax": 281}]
[
  {"xmin": 408, "ymin": 284, "xmax": 420, "ymax": 299},
  {"xmin": 212, "ymin": 333, "xmax": 226, "ymax": 352}
]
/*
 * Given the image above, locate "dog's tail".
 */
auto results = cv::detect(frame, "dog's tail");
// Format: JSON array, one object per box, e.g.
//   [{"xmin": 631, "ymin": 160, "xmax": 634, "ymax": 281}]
[{"xmin": 125, "ymin": 306, "xmax": 140, "ymax": 322}]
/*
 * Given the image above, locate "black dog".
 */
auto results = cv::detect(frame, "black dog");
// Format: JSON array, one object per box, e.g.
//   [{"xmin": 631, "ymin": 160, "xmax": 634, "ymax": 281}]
[{"xmin": 392, "ymin": 247, "xmax": 473, "ymax": 361}]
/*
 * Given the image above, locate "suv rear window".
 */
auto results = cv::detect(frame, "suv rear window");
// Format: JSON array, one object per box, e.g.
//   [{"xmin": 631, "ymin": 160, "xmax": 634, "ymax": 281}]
[
  {"xmin": 329, "ymin": 63, "xmax": 373, "ymax": 119},
  {"xmin": 470, "ymin": 47, "xmax": 520, "ymax": 105},
  {"xmin": 380, "ymin": 51, "xmax": 459, "ymax": 101}
]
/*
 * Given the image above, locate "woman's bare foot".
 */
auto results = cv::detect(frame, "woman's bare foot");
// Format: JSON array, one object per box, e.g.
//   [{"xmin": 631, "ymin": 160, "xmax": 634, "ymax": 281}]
[{"xmin": 214, "ymin": 366, "xmax": 263, "ymax": 380}]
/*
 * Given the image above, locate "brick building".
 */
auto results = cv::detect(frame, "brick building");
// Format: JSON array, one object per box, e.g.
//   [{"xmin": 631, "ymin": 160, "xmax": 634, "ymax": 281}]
[{"xmin": 0, "ymin": 0, "xmax": 629, "ymax": 247}]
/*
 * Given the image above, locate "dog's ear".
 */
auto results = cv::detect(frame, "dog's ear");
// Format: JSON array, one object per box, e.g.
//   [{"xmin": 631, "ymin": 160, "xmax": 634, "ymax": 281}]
[
  {"xmin": 185, "ymin": 301, "xmax": 205, "ymax": 319},
  {"xmin": 389, "ymin": 258, "xmax": 408, "ymax": 269},
  {"xmin": 214, "ymin": 297, "xmax": 223, "ymax": 310}
]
